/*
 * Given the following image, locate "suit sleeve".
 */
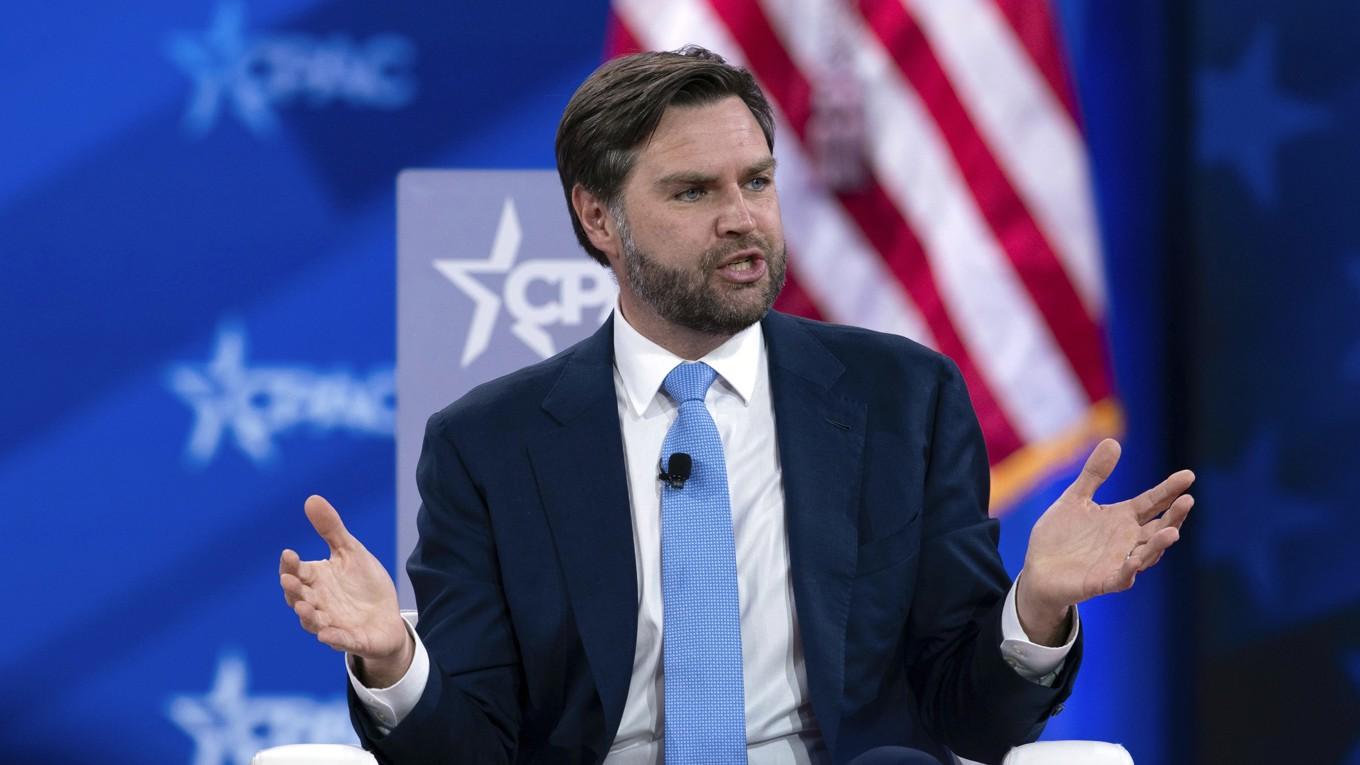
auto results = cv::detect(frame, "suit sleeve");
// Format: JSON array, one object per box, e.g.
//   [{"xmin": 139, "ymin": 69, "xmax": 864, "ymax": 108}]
[
  {"xmin": 903, "ymin": 359, "xmax": 1081, "ymax": 764},
  {"xmin": 349, "ymin": 412, "xmax": 524, "ymax": 764}
]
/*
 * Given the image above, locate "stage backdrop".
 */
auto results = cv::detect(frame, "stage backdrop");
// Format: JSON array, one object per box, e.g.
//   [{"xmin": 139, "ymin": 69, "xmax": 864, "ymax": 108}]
[{"xmin": 2, "ymin": 2, "xmax": 614, "ymax": 762}]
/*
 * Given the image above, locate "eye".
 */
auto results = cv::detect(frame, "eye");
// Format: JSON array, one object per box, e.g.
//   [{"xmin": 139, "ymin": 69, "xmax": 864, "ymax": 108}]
[
  {"xmin": 747, "ymin": 176, "xmax": 771, "ymax": 191},
  {"xmin": 676, "ymin": 187, "xmax": 705, "ymax": 202}
]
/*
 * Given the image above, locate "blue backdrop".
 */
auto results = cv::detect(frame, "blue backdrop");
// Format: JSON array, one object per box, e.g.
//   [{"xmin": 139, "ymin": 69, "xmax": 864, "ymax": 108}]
[{"xmin": 3, "ymin": 1, "xmax": 1355, "ymax": 763}]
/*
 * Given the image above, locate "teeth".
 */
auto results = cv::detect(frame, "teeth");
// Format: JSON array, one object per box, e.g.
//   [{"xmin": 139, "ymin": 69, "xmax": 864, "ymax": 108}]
[{"xmin": 728, "ymin": 258, "xmax": 752, "ymax": 271}]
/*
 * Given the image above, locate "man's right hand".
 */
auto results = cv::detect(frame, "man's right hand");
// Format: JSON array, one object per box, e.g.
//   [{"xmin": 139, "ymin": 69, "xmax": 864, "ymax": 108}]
[{"xmin": 280, "ymin": 495, "xmax": 414, "ymax": 688}]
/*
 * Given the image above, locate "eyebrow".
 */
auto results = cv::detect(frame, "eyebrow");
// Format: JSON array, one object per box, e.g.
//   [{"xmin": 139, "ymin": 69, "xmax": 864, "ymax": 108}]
[{"xmin": 655, "ymin": 157, "xmax": 778, "ymax": 188}]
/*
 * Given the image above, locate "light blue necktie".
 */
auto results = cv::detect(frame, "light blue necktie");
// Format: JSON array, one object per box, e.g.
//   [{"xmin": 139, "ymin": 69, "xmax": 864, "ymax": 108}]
[{"xmin": 659, "ymin": 361, "xmax": 747, "ymax": 764}]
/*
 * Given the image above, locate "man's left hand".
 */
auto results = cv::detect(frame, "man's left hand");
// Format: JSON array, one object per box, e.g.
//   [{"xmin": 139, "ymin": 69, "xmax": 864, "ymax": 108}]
[{"xmin": 1016, "ymin": 439, "xmax": 1195, "ymax": 645}]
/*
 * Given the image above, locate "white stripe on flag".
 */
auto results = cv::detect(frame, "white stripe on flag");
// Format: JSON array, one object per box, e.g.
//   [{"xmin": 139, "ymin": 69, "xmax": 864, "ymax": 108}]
[
  {"xmin": 906, "ymin": 0, "xmax": 1107, "ymax": 318},
  {"xmin": 760, "ymin": 0, "xmax": 1087, "ymax": 441},
  {"xmin": 613, "ymin": 0, "xmax": 934, "ymax": 346}
]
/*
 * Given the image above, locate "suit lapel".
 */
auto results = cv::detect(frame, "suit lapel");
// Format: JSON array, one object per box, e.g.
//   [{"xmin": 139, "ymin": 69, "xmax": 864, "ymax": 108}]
[
  {"xmin": 763, "ymin": 312, "xmax": 866, "ymax": 752},
  {"xmin": 527, "ymin": 316, "xmax": 638, "ymax": 747}
]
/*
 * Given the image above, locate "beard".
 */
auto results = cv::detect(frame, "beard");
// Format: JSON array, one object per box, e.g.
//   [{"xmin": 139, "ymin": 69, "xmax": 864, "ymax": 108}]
[{"xmin": 614, "ymin": 212, "xmax": 787, "ymax": 336}]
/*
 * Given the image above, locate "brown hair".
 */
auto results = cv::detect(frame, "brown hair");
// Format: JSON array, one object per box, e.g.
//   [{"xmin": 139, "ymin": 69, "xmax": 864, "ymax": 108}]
[{"xmin": 555, "ymin": 45, "xmax": 776, "ymax": 266}]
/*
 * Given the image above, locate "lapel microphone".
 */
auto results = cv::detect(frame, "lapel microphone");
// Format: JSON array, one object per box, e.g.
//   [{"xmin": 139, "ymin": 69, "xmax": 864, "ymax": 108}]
[{"xmin": 658, "ymin": 453, "xmax": 692, "ymax": 490}]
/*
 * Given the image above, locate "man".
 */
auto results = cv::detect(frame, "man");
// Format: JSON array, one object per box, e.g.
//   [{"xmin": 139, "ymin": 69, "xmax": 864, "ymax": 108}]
[{"xmin": 279, "ymin": 47, "xmax": 1194, "ymax": 764}]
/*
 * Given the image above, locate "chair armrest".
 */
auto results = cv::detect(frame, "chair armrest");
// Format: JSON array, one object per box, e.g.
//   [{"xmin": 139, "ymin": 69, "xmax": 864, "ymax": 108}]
[
  {"xmin": 250, "ymin": 744, "xmax": 377, "ymax": 764},
  {"xmin": 1001, "ymin": 741, "xmax": 1133, "ymax": 764}
]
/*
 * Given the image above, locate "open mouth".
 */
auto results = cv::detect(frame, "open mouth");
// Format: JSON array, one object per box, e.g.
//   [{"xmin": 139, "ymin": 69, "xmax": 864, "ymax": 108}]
[{"xmin": 715, "ymin": 250, "xmax": 767, "ymax": 283}]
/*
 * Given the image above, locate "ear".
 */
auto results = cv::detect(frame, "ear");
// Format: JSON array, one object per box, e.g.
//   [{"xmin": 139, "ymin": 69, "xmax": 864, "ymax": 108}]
[{"xmin": 571, "ymin": 184, "xmax": 620, "ymax": 264}]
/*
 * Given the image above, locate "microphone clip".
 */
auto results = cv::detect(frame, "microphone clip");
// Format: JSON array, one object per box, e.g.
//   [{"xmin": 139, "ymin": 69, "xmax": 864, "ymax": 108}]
[{"xmin": 658, "ymin": 452, "xmax": 693, "ymax": 490}]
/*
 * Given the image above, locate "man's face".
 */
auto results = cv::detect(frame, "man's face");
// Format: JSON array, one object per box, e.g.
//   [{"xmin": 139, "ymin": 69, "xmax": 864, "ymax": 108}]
[{"xmin": 610, "ymin": 96, "xmax": 786, "ymax": 336}]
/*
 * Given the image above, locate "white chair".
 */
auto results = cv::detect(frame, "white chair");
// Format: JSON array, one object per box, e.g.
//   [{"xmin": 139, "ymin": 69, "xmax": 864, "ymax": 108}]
[
  {"xmin": 256, "ymin": 611, "xmax": 1132, "ymax": 765},
  {"xmin": 250, "ymin": 744, "xmax": 377, "ymax": 765},
  {"xmin": 1001, "ymin": 741, "xmax": 1133, "ymax": 764},
  {"xmin": 252, "ymin": 740, "xmax": 1132, "ymax": 764}
]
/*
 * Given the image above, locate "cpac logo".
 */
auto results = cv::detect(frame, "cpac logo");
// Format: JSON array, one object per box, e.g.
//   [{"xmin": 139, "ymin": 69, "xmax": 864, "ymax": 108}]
[
  {"xmin": 168, "ymin": 652, "xmax": 356, "ymax": 765},
  {"xmin": 435, "ymin": 198, "xmax": 616, "ymax": 367},
  {"xmin": 167, "ymin": 323, "xmax": 394, "ymax": 466},
  {"xmin": 165, "ymin": 2, "xmax": 416, "ymax": 138}
]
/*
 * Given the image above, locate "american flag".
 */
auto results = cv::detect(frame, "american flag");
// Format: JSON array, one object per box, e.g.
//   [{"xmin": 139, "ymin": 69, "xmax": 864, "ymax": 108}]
[{"xmin": 605, "ymin": 0, "xmax": 1120, "ymax": 512}]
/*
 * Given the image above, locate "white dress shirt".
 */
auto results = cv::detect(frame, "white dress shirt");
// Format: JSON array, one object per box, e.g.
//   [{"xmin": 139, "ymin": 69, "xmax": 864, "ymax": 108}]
[{"xmin": 350, "ymin": 306, "xmax": 1078, "ymax": 761}]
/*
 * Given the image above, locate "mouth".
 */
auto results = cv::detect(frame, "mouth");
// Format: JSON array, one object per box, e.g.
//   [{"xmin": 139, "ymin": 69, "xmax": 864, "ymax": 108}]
[{"xmin": 715, "ymin": 249, "xmax": 767, "ymax": 284}]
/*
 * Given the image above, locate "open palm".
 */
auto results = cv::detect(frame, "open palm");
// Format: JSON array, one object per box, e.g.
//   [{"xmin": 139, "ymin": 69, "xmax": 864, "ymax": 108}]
[
  {"xmin": 1022, "ymin": 439, "xmax": 1195, "ymax": 614},
  {"xmin": 279, "ymin": 495, "xmax": 408, "ymax": 662}
]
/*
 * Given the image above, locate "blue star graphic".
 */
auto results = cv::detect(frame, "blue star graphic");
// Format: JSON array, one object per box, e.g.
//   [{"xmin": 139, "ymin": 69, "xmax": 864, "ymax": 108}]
[
  {"xmin": 165, "ymin": 2, "xmax": 276, "ymax": 137},
  {"xmin": 167, "ymin": 323, "xmax": 279, "ymax": 464},
  {"xmin": 167, "ymin": 652, "xmax": 356, "ymax": 765},
  {"xmin": 1197, "ymin": 30, "xmax": 1329, "ymax": 205},
  {"xmin": 1197, "ymin": 432, "xmax": 1331, "ymax": 612},
  {"xmin": 166, "ymin": 323, "xmax": 395, "ymax": 466}
]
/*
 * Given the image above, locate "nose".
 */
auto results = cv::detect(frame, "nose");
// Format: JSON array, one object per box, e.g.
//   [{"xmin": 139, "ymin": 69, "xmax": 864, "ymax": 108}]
[{"xmin": 716, "ymin": 186, "xmax": 756, "ymax": 238}]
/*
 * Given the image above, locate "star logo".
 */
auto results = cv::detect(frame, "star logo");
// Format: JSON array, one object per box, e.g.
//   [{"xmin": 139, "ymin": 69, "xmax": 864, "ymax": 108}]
[
  {"xmin": 433, "ymin": 198, "xmax": 615, "ymax": 367},
  {"xmin": 1197, "ymin": 30, "xmax": 1329, "ymax": 205},
  {"xmin": 164, "ymin": 2, "xmax": 417, "ymax": 138},
  {"xmin": 167, "ymin": 323, "xmax": 394, "ymax": 466},
  {"xmin": 434, "ymin": 198, "xmax": 524, "ymax": 367},
  {"xmin": 165, "ymin": 2, "xmax": 276, "ymax": 137},
  {"xmin": 167, "ymin": 652, "xmax": 357, "ymax": 765}
]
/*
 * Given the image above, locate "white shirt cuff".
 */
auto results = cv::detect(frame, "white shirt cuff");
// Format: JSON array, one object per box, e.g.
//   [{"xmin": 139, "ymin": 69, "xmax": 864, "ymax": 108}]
[
  {"xmin": 999, "ymin": 578, "xmax": 1079, "ymax": 687},
  {"xmin": 346, "ymin": 619, "xmax": 430, "ymax": 733}
]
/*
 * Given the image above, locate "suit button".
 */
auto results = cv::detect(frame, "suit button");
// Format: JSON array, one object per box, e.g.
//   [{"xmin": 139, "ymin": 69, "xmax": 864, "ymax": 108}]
[{"xmin": 1050, "ymin": 703, "xmax": 1065, "ymax": 717}]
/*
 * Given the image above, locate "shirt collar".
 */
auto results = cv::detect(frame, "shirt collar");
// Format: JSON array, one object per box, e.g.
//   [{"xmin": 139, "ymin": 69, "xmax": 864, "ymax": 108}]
[{"xmin": 612, "ymin": 299, "xmax": 765, "ymax": 417}]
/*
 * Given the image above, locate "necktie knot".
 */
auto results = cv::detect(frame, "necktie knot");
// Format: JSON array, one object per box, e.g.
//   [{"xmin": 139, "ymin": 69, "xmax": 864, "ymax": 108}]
[{"xmin": 663, "ymin": 362, "xmax": 718, "ymax": 404}]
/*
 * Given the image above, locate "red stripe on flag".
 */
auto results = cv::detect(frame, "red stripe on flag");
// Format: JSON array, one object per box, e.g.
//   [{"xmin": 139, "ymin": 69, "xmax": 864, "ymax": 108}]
[
  {"xmin": 707, "ymin": 0, "xmax": 1026, "ymax": 461},
  {"xmin": 604, "ymin": 9, "xmax": 644, "ymax": 59},
  {"xmin": 992, "ymin": 0, "xmax": 1082, "ymax": 126},
  {"xmin": 858, "ymin": 0, "xmax": 1111, "ymax": 405},
  {"xmin": 772, "ymin": 260, "xmax": 827, "ymax": 321}
]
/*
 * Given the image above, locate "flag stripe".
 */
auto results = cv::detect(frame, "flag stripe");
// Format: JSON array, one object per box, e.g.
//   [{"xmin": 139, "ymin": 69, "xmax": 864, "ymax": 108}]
[
  {"xmin": 859, "ymin": 0, "xmax": 1111, "ymax": 405},
  {"xmin": 770, "ymin": 250, "xmax": 825, "ymax": 321},
  {"xmin": 704, "ymin": 0, "xmax": 1026, "ymax": 459},
  {"xmin": 605, "ymin": 0, "xmax": 1117, "ymax": 490},
  {"xmin": 906, "ymin": 0, "xmax": 1107, "ymax": 318},
  {"xmin": 767, "ymin": 127, "xmax": 934, "ymax": 343},
  {"xmin": 991, "ymin": 0, "xmax": 1081, "ymax": 125},
  {"xmin": 604, "ymin": 9, "xmax": 644, "ymax": 56},
  {"xmin": 758, "ymin": 0, "xmax": 1089, "ymax": 442}
]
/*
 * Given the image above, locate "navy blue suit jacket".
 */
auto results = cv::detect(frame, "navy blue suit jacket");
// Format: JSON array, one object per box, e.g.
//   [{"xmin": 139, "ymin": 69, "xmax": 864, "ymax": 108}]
[{"xmin": 350, "ymin": 311, "xmax": 1079, "ymax": 765}]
